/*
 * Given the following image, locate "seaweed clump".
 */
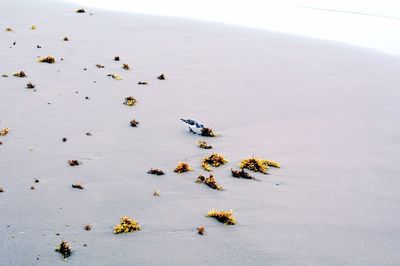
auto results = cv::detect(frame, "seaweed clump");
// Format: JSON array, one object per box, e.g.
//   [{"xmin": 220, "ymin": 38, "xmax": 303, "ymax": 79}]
[
  {"xmin": 201, "ymin": 127, "xmax": 216, "ymax": 137},
  {"xmin": 157, "ymin": 73, "xmax": 165, "ymax": 80},
  {"xmin": 84, "ymin": 224, "xmax": 92, "ymax": 231},
  {"xmin": 231, "ymin": 169, "xmax": 255, "ymax": 179},
  {"xmin": 0, "ymin": 187, "xmax": 4, "ymax": 193},
  {"xmin": 201, "ymin": 153, "xmax": 228, "ymax": 171},
  {"xmin": 76, "ymin": 8, "xmax": 86, "ymax": 13},
  {"xmin": 63, "ymin": 37, "xmax": 69, "ymax": 41},
  {"xmin": 114, "ymin": 56, "xmax": 120, "ymax": 61},
  {"xmin": 147, "ymin": 169, "xmax": 165, "ymax": 175},
  {"xmin": 122, "ymin": 64, "xmax": 130, "ymax": 70},
  {"xmin": 68, "ymin": 160, "xmax": 81, "ymax": 166},
  {"xmin": 196, "ymin": 175, "xmax": 223, "ymax": 190},
  {"xmin": 5, "ymin": 28, "xmax": 13, "ymax": 32},
  {"xmin": 130, "ymin": 119, "xmax": 139, "ymax": 127},
  {"xmin": 123, "ymin": 96, "xmax": 137, "ymax": 106},
  {"xmin": 55, "ymin": 240, "xmax": 72, "ymax": 259},
  {"xmin": 138, "ymin": 81, "xmax": 147, "ymax": 85},
  {"xmin": 0, "ymin": 128, "xmax": 10, "ymax": 136},
  {"xmin": 174, "ymin": 162, "xmax": 193, "ymax": 173},
  {"xmin": 113, "ymin": 216, "xmax": 141, "ymax": 234},
  {"xmin": 206, "ymin": 209, "xmax": 236, "ymax": 225},
  {"xmin": 107, "ymin": 74, "xmax": 122, "ymax": 80},
  {"xmin": 72, "ymin": 182, "xmax": 84, "ymax": 189},
  {"xmin": 31, "ymin": 25, "xmax": 37, "ymax": 30},
  {"xmin": 96, "ymin": 64, "xmax": 105, "ymax": 68},
  {"xmin": 240, "ymin": 157, "xmax": 280, "ymax": 174},
  {"xmin": 198, "ymin": 140, "xmax": 212, "ymax": 149},
  {"xmin": 38, "ymin": 56, "xmax": 55, "ymax": 63},
  {"xmin": 13, "ymin": 71, "xmax": 26, "ymax": 77},
  {"xmin": 26, "ymin": 82, "xmax": 35, "ymax": 89},
  {"xmin": 153, "ymin": 190, "xmax": 160, "ymax": 196}
]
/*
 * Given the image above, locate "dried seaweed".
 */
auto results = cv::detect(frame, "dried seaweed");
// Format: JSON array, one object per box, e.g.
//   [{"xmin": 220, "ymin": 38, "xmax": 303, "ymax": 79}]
[
  {"xmin": 63, "ymin": 37, "xmax": 69, "ymax": 41},
  {"xmin": 0, "ymin": 128, "xmax": 10, "ymax": 136},
  {"xmin": 174, "ymin": 162, "xmax": 193, "ymax": 173},
  {"xmin": 0, "ymin": 187, "xmax": 4, "ymax": 193},
  {"xmin": 84, "ymin": 224, "xmax": 92, "ymax": 231},
  {"xmin": 30, "ymin": 186, "xmax": 35, "ymax": 190},
  {"xmin": 114, "ymin": 216, "xmax": 141, "ymax": 234},
  {"xmin": 130, "ymin": 119, "xmax": 139, "ymax": 127},
  {"xmin": 239, "ymin": 157, "xmax": 270, "ymax": 174},
  {"xmin": 196, "ymin": 175, "xmax": 223, "ymax": 190},
  {"xmin": 153, "ymin": 190, "xmax": 160, "ymax": 196},
  {"xmin": 26, "ymin": 82, "xmax": 35, "ymax": 89},
  {"xmin": 5, "ymin": 28, "xmax": 13, "ymax": 32},
  {"xmin": 38, "ymin": 56, "xmax": 55, "ymax": 63},
  {"xmin": 231, "ymin": 168, "xmax": 255, "ymax": 179},
  {"xmin": 266, "ymin": 160, "xmax": 281, "ymax": 168},
  {"xmin": 55, "ymin": 240, "xmax": 72, "ymax": 259},
  {"xmin": 201, "ymin": 153, "xmax": 228, "ymax": 171},
  {"xmin": 72, "ymin": 182, "xmax": 84, "ymax": 189},
  {"xmin": 62, "ymin": 138, "xmax": 67, "ymax": 142},
  {"xmin": 201, "ymin": 127, "xmax": 216, "ymax": 137},
  {"xmin": 31, "ymin": 25, "xmax": 36, "ymax": 30},
  {"xmin": 95, "ymin": 64, "xmax": 105, "ymax": 68},
  {"xmin": 122, "ymin": 64, "xmax": 130, "ymax": 70},
  {"xmin": 207, "ymin": 209, "xmax": 236, "ymax": 225},
  {"xmin": 107, "ymin": 73, "xmax": 122, "ymax": 80},
  {"xmin": 114, "ymin": 56, "xmax": 120, "ymax": 61},
  {"xmin": 68, "ymin": 160, "xmax": 81, "ymax": 166},
  {"xmin": 197, "ymin": 226, "xmax": 205, "ymax": 235},
  {"xmin": 147, "ymin": 169, "xmax": 165, "ymax": 175},
  {"xmin": 13, "ymin": 71, "xmax": 26, "ymax": 77},
  {"xmin": 198, "ymin": 140, "xmax": 212, "ymax": 149},
  {"xmin": 76, "ymin": 8, "xmax": 86, "ymax": 13},
  {"xmin": 138, "ymin": 81, "xmax": 147, "ymax": 85},
  {"xmin": 2, "ymin": 74, "xmax": 8, "ymax": 78},
  {"xmin": 157, "ymin": 73, "xmax": 165, "ymax": 80},
  {"xmin": 123, "ymin": 96, "xmax": 137, "ymax": 106}
]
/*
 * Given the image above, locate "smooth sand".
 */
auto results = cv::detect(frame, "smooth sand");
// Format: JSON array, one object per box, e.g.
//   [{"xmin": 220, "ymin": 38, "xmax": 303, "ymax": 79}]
[{"xmin": 1, "ymin": 0, "xmax": 400, "ymax": 265}]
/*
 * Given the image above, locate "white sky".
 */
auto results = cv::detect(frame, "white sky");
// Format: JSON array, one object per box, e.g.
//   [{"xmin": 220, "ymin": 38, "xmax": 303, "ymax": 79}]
[{"xmin": 63, "ymin": 0, "xmax": 400, "ymax": 55}]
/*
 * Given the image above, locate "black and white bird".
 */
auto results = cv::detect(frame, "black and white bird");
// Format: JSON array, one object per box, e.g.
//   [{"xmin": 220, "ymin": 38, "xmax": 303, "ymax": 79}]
[{"xmin": 180, "ymin": 118, "xmax": 204, "ymax": 134}]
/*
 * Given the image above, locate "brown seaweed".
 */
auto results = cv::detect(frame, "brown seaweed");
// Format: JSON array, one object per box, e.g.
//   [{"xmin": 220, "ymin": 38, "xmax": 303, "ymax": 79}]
[
  {"xmin": 174, "ymin": 162, "xmax": 193, "ymax": 173},
  {"xmin": 198, "ymin": 140, "xmax": 212, "ymax": 149},
  {"xmin": 157, "ymin": 73, "xmax": 165, "ymax": 80},
  {"xmin": 147, "ymin": 169, "xmax": 165, "ymax": 175},
  {"xmin": 38, "ymin": 56, "xmax": 55, "ymax": 63},
  {"xmin": 72, "ymin": 182, "xmax": 84, "ymax": 189},
  {"xmin": 130, "ymin": 119, "xmax": 139, "ymax": 127},
  {"xmin": 55, "ymin": 240, "xmax": 72, "ymax": 259},
  {"xmin": 206, "ymin": 209, "xmax": 236, "ymax": 225},
  {"xmin": 13, "ymin": 71, "xmax": 26, "ymax": 77},
  {"xmin": 68, "ymin": 160, "xmax": 81, "ymax": 166},
  {"xmin": 123, "ymin": 96, "xmax": 137, "ymax": 106},
  {"xmin": 201, "ymin": 153, "xmax": 228, "ymax": 171},
  {"xmin": 26, "ymin": 82, "xmax": 35, "ymax": 89},
  {"xmin": 196, "ymin": 174, "xmax": 223, "ymax": 190},
  {"xmin": 114, "ymin": 216, "xmax": 141, "ymax": 234}
]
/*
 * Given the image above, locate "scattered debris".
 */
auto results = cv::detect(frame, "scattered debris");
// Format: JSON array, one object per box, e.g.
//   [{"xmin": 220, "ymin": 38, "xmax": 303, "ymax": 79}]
[
  {"xmin": 86, "ymin": 132, "xmax": 92, "ymax": 136},
  {"xmin": 0, "ymin": 187, "xmax": 4, "ymax": 193},
  {"xmin": 114, "ymin": 216, "xmax": 141, "ymax": 234},
  {"xmin": 30, "ymin": 186, "xmax": 35, "ymax": 190},
  {"xmin": 114, "ymin": 56, "xmax": 120, "ymax": 61},
  {"xmin": 196, "ymin": 175, "xmax": 223, "ymax": 190},
  {"xmin": 34, "ymin": 179, "xmax": 40, "ymax": 183},
  {"xmin": 107, "ymin": 73, "xmax": 122, "ymax": 80},
  {"xmin": 31, "ymin": 25, "xmax": 36, "ymax": 30},
  {"xmin": 201, "ymin": 127, "xmax": 216, "ymax": 137},
  {"xmin": 26, "ymin": 82, "xmax": 35, "ymax": 89},
  {"xmin": 157, "ymin": 73, "xmax": 165, "ymax": 80},
  {"xmin": 13, "ymin": 71, "xmax": 26, "ymax": 77},
  {"xmin": 239, "ymin": 157, "xmax": 272, "ymax": 174},
  {"xmin": 84, "ymin": 224, "xmax": 92, "ymax": 231},
  {"xmin": 231, "ymin": 169, "xmax": 255, "ymax": 179},
  {"xmin": 123, "ymin": 96, "xmax": 137, "ymax": 106},
  {"xmin": 147, "ymin": 169, "xmax": 165, "ymax": 175},
  {"xmin": 130, "ymin": 119, "xmax": 139, "ymax": 127},
  {"xmin": 198, "ymin": 140, "xmax": 212, "ymax": 149},
  {"xmin": 38, "ymin": 56, "xmax": 55, "ymax": 63},
  {"xmin": 63, "ymin": 37, "xmax": 69, "ymax": 41},
  {"xmin": 0, "ymin": 128, "xmax": 10, "ymax": 136},
  {"xmin": 138, "ymin": 81, "xmax": 147, "ymax": 85},
  {"xmin": 13, "ymin": 42, "xmax": 16, "ymax": 45},
  {"xmin": 68, "ymin": 160, "xmax": 81, "ymax": 166},
  {"xmin": 72, "ymin": 182, "xmax": 84, "ymax": 189},
  {"xmin": 55, "ymin": 240, "xmax": 72, "ymax": 259},
  {"xmin": 95, "ymin": 64, "xmax": 104, "ymax": 68},
  {"xmin": 85, "ymin": 96, "xmax": 89, "ymax": 100},
  {"xmin": 174, "ymin": 162, "xmax": 193, "ymax": 173},
  {"xmin": 62, "ymin": 137, "xmax": 67, "ymax": 142},
  {"xmin": 5, "ymin": 28, "xmax": 13, "ymax": 32},
  {"xmin": 0, "ymin": 141, "xmax": 2, "ymax": 145},
  {"xmin": 153, "ymin": 190, "xmax": 160, "ymax": 196},
  {"xmin": 122, "ymin": 64, "xmax": 130, "ymax": 70},
  {"xmin": 201, "ymin": 153, "xmax": 228, "ymax": 171},
  {"xmin": 197, "ymin": 226, "xmax": 205, "ymax": 235},
  {"xmin": 207, "ymin": 209, "xmax": 236, "ymax": 225},
  {"xmin": 37, "ymin": 45, "xmax": 41, "ymax": 48},
  {"xmin": 76, "ymin": 8, "xmax": 86, "ymax": 13},
  {"xmin": 2, "ymin": 74, "xmax": 8, "ymax": 78}
]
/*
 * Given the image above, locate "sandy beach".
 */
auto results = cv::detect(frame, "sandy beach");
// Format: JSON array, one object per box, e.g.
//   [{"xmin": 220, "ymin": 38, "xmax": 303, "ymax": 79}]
[{"xmin": 1, "ymin": 0, "xmax": 400, "ymax": 265}]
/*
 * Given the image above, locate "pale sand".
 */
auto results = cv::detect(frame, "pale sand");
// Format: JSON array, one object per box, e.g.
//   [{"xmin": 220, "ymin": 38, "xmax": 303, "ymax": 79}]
[{"xmin": 1, "ymin": 0, "xmax": 400, "ymax": 265}]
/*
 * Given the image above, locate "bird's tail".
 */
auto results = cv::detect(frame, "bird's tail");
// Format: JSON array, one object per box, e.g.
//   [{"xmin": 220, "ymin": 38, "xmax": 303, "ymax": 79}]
[{"xmin": 180, "ymin": 118, "xmax": 188, "ymax": 124}]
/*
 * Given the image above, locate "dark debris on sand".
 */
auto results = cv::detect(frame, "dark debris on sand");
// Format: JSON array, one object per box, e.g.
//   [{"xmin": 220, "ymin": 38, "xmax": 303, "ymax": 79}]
[
  {"xmin": 147, "ymin": 169, "xmax": 165, "ymax": 175},
  {"xmin": 55, "ymin": 240, "xmax": 72, "ymax": 259}
]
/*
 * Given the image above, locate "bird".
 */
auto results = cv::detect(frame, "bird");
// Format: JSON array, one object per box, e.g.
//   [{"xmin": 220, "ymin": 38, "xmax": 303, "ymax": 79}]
[{"xmin": 180, "ymin": 118, "xmax": 204, "ymax": 134}]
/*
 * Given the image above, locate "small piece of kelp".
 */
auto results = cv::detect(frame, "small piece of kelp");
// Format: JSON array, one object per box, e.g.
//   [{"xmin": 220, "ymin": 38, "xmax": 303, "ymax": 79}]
[
  {"xmin": 26, "ymin": 82, "xmax": 35, "ymax": 89},
  {"xmin": 147, "ymin": 169, "xmax": 165, "ymax": 175},
  {"xmin": 157, "ymin": 73, "xmax": 165, "ymax": 80},
  {"xmin": 130, "ymin": 119, "xmax": 139, "ymax": 127},
  {"xmin": 72, "ymin": 183, "xmax": 84, "ymax": 189}
]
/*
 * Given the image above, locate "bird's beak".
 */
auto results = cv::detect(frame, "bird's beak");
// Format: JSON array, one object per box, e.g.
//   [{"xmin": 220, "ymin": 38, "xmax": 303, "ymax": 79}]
[{"xmin": 180, "ymin": 118, "xmax": 187, "ymax": 123}]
